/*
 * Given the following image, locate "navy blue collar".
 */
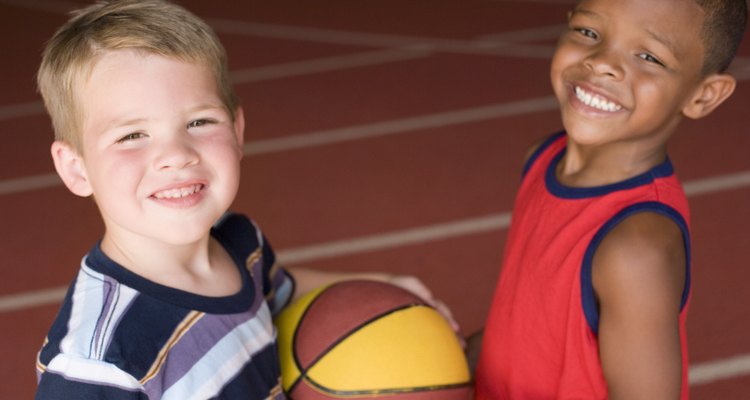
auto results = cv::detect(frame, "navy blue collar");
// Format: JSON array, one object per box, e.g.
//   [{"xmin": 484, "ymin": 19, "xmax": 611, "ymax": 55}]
[
  {"xmin": 85, "ymin": 231, "xmax": 253, "ymax": 314},
  {"xmin": 546, "ymin": 147, "xmax": 674, "ymax": 199}
]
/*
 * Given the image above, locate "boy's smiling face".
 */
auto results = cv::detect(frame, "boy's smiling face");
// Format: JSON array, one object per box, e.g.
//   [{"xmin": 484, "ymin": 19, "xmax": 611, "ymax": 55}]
[
  {"xmin": 550, "ymin": 0, "xmax": 708, "ymax": 147},
  {"xmin": 71, "ymin": 49, "xmax": 244, "ymax": 248}
]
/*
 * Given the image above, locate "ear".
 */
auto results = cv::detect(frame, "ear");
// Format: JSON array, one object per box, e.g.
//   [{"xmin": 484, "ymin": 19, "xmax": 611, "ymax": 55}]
[
  {"xmin": 50, "ymin": 141, "xmax": 93, "ymax": 197},
  {"xmin": 233, "ymin": 105, "xmax": 246, "ymax": 151},
  {"xmin": 682, "ymin": 73, "xmax": 737, "ymax": 119}
]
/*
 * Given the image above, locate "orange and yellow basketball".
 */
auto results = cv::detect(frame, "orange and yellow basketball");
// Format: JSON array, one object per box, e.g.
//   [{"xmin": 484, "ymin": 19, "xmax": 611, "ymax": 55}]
[{"xmin": 274, "ymin": 280, "xmax": 471, "ymax": 399}]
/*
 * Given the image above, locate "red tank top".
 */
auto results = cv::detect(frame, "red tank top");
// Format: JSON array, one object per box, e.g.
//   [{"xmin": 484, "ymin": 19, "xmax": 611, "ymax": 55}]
[{"xmin": 475, "ymin": 133, "xmax": 691, "ymax": 399}]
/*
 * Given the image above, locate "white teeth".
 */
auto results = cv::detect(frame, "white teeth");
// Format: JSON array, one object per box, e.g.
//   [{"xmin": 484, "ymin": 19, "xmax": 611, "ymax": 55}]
[
  {"xmin": 153, "ymin": 184, "xmax": 202, "ymax": 199},
  {"xmin": 575, "ymin": 86, "xmax": 622, "ymax": 112}
]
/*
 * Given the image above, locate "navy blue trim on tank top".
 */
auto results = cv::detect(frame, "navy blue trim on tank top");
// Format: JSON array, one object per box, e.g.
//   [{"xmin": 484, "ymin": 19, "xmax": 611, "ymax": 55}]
[
  {"xmin": 546, "ymin": 149, "xmax": 675, "ymax": 199},
  {"xmin": 580, "ymin": 202, "xmax": 692, "ymax": 334},
  {"xmin": 85, "ymin": 228, "xmax": 254, "ymax": 315},
  {"xmin": 522, "ymin": 131, "xmax": 566, "ymax": 178}
]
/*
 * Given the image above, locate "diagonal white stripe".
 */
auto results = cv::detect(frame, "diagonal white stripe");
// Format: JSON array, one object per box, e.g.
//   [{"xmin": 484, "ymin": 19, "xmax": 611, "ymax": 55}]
[
  {"xmin": 0, "ymin": 97, "xmax": 559, "ymax": 195},
  {"xmin": 683, "ymin": 171, "xmax": 750, "ymax": 197},
  {"xmin": 0, "ymin": 173, "xmax": 60, "ymax": 195},
  {"xmin": 278, "ymin": 213, "xmax": 512, "ymax": 265},
  {"xmin": 3, "ymin": 168, "xmax": 749, "ymax": 312},
  {"xmin": 230, "ymin": 48, "xmax": 431, "ymax": 83},
  {"xmin": 0, "ymin": 101, "xmax": 46, "ymax": 121},
  {"xmin": 478, "ymin": 24, "xmax": 566, "ymax": 43},
  {"xmin": 689, "ymin": 353, "xmax": 750, "ymax": 385},
  {"xmin": 0, "ymin": 286, "xmax": 68, "ymax": 313},
  {"xmin": 244, "ymin": 97, "xmax": 559, "ymax": 155}
]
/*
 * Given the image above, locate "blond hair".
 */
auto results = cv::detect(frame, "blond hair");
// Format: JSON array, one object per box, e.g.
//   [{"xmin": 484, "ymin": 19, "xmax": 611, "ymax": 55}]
[{"xmin": 37, "ymin": 0, "xmax": 238, "ymax": 152}]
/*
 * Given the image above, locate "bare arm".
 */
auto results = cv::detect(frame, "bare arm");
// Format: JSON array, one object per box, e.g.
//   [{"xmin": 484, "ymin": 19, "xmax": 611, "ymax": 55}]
[{"xmin": 592, "ymin": 212, "xmax": 686, "ymax": 400}]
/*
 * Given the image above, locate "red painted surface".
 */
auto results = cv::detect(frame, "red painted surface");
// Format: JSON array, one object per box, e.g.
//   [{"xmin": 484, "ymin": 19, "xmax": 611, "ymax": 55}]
[{"xmin": 1, "ymin": 1, "xmax": 748, "ymax": 398}]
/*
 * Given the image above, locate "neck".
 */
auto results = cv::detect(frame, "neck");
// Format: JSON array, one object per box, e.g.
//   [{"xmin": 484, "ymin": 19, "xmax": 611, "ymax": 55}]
[
  {"xmin": 100, "ymin": 229, "xmax": 213, "ymax": 279},
  {"xmin": 558, "ymin": 138, "xmax": 668, "ymax": 188},
  {"xmin": 100, "ymin": 230, "xmax": 241, "ymax": 296}
]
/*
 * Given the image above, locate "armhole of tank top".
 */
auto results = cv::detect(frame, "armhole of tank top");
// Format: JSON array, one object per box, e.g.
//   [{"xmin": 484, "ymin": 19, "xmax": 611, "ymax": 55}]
[
  {"xmin": 580, "ymin": 201, "xmax": 691, "ymax": 335},
  {"xmin": 521, "ymin": 131, "xmax": 566, "ymax": 179}
]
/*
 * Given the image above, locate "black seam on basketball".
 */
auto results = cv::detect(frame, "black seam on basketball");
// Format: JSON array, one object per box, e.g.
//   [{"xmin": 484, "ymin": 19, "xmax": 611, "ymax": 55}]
[
  {"xmin": 288, "ymin": 281, "xmax": 384, "ymax": 393},
  {"xmin": 307, "ymin": 379, "xmax": 472, "ymax": 396},
  {"xmin": 288, "ymin": 283, "xmax": 338, "ymax": 394},
  {"xmin": 292, "ymin": 302, "xmax": 429, "ymax": 394}
]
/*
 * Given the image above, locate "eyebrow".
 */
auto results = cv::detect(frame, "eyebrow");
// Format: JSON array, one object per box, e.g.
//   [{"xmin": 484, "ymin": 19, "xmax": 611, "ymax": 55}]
[
  {"xmin": 644, "ymin": 28, "xmax": 679, "ymax": 55},
  {"xmin": 187, "ymin": 104, "xmax": 227, "ymax": 114},
  {"xmin": 569, "ymin": 7, "xmax": 600, "ymax": 20},
  {"xmin": 570, "ymin": 7, "xmax": 679, "ymax": 56},
  {"xmin": 102, "ymin": 117, "xmax": 148, "ymax": 133},
  {"xmin": 101, "ymin": 104, "xmax": 227, "ymax": 131}
]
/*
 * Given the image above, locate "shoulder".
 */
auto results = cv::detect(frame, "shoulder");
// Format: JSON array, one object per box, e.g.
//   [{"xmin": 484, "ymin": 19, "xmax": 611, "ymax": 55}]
[
  {"xmin": 591, "ymin": 211, "xmax": 688, "ymax": 397},
  {"xmin": 592, "ymin": 211, "xmax": 686, "ymax": 307},
  {"xmin": 213, "ymin": 212, "xmax": 266, "ymax": 257},
  {"xmin": 521, "ymin": 131, "xmax": 566, "ymax": 174},
  {"xmin": 214, "ymin": 212, "xmax": 260, "ymax": 237},
  {"xmin": 522, "ymin": 138, "xmax": 545, "ymax": 165}
]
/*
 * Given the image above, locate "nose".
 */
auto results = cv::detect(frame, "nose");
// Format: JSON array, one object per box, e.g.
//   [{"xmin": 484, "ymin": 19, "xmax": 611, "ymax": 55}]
[
  {"xmin": 153, "ymin": 133, "xmax": 199, "ymax": 171},
  {"xmin": 584, "ymin": 47, "xmax": 624, "ymax": 80}
]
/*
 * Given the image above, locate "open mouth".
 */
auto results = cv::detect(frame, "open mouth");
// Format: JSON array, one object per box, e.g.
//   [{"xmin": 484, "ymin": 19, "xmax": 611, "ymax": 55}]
[
  {"xmin": 574, "ymin": 86, "xmax": 622, "ymax": 112},
  {"xmin": 152, "ymin": 184, "xmax": 205, "ymax": 200}
]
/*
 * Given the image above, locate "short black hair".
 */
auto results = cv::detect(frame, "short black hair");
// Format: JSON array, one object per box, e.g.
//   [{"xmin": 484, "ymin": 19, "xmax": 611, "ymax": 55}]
[{"xmin": 694, "ymin": 0, "xmax": 747, "ymax": 74}]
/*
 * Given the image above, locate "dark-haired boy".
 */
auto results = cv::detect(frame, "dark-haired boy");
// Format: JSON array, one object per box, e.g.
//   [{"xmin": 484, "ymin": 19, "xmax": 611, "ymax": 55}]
[{"xmin": 473, "ymin": 0, "xmax": 746, "ymax": 398}]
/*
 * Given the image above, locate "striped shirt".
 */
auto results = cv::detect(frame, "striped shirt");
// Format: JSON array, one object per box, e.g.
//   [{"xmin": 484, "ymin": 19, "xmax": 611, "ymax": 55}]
[{"xmin": 36, "ymin": 213, "xmax": 294, "ymax": 399}]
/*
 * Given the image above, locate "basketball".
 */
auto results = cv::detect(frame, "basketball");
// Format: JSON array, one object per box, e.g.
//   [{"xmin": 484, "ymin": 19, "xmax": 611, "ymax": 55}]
[{"xmin": 274, "ymin": 279, "xmax": 471, "ymax": 399}]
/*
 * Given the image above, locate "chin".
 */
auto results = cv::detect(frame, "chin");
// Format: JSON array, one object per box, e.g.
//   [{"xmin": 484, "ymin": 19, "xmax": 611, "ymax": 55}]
[
  {"xmin": 562, "ymin": 123, "xmax": 608, "ymax": 147},
  {"xmin": 155, "ymin": 214, "xmax": 222, "ymax": 244}
]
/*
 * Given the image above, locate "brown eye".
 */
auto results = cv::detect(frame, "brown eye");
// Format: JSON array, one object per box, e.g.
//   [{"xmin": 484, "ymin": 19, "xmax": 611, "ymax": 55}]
[
  {"xmin": 576, "ymin": 28, "xmax": 598, "ymax": 39},
  {"xmin": 638, "ymin": 53, "xmax": 665, "ymax": 67}
]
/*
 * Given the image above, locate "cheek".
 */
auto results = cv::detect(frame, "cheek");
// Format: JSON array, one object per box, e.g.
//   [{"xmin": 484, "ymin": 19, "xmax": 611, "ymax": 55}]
[
  {"xmin": 205, "ymin": 137, "xmax": 243, "ymax": 164},
  {"xmin": 549, "ymin": 49, "xmax": 577, "ymax": 91},
  {"xmin": 550, "ymin": 44, "xmax": 575, "ymax": 71},
  {"xmin": 89, "ymin": 153, "xmax": 146, "ymax": 193},
  {"xmin": 549, "ymin": 64, "xmax": 571, "ymax": 102},
  {"xmin": 216, "ymin": 151, "xmax": 242, "ymax": 186},
  {"xmin": 634, "ymin": 80, "xmax": 681, "ymax": 111},
  {"xmin": 199, "ymin": 140, "xmax": 243, "ymax": 191}
]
